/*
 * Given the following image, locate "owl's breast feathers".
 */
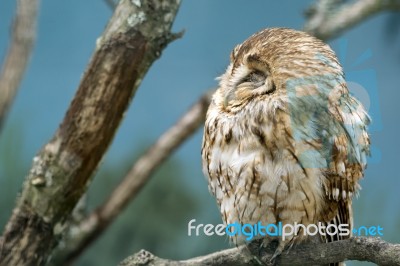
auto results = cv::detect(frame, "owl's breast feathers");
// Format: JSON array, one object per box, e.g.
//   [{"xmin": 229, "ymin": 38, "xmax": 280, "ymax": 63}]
[{"xmin": 202, "ymin": 86, "xmax": 369, "ymax": 242}]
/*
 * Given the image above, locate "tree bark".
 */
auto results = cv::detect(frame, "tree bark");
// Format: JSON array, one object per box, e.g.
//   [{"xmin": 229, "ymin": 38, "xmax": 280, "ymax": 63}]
[{"xmin": 0, "ymin": 0, "xmax": 181, "ymax": 265}]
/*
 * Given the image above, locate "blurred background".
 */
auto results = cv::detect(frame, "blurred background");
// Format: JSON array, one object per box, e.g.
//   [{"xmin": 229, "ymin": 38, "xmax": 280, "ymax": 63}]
[{"xmin": 1, "ymin": 0, "xmax": 399, "ymax": 265}]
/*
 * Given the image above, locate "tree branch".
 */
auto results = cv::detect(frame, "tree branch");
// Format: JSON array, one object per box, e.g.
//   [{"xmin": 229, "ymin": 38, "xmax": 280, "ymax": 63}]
[
  {"xmin": 119, "ymin": 237, "xmax": 400, "ymax": 266},
  {"xmin": 304, "ymin": 0, "xmax": 400, "ymax": 40},
  {"xmin": 0, "ymin": 0, "xmax": 181, "ymax": 265},
  {"xmin": 51, "ymin": 90, "xmax": 213, "ymax": 265},
  {"xmin": 0, "ymin": 0, "xmax": 39, "ymax": 133}
]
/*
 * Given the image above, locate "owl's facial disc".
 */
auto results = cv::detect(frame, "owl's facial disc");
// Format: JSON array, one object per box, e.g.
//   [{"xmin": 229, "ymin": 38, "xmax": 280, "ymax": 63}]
[{"xmin": 223, "ymin": 58, "xmax": 275, "ymax": 108}]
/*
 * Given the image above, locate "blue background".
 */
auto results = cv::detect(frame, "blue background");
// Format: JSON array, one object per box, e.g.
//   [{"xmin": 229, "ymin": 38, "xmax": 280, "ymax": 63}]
[{"xmin": 1, "ymin": 1, "xmax": 399, "ymax": 265}]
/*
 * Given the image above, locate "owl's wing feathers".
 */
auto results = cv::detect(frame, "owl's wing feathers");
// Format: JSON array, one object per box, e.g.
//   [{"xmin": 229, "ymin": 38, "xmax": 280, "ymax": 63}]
[
  {"xmin": 287, "ymin": 81, "xmax": 370, "ymax": 196},
  {"xmin": 321, "ymin": 91, "xmax": 370, "ymax": 247},
  {"xmin": 286, "ymin": 81, "xmax": 370, "ymax": 235},
  {"xmin": 323, "ymin": 91, "xmax": 370, "ymax": 202},
  {"xmin": 315, "ymin": 87, "xmax": 369, "ymax": 245}
]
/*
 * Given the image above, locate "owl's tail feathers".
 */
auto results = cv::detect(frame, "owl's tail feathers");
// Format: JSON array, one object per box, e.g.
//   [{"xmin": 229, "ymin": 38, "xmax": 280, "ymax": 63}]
[
  {"xmin": 324, "ymin": 199, "xmax": 353, "ymax": 242},
  {"xmin": 322, "ymin": 199, "xmax": 352, "ymax": 266}
]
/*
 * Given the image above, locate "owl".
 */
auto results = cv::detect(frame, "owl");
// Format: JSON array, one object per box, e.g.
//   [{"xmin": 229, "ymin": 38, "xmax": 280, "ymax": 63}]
[{"xmin": 201, "ymin": 28, "xmax": 370, "ymax": 265}]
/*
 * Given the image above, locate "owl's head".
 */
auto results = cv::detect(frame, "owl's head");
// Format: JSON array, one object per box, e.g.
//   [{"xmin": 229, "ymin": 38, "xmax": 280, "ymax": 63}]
[{"xmin": 216, "ymin": 28, "xmax": 344, "ymax": 113}]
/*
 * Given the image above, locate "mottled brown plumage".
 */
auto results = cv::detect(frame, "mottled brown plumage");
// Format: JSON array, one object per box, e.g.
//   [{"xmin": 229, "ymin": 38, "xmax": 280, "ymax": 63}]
[{"xmin": 201, "ymin": 28, "xmax": 370, "ymax": 265}]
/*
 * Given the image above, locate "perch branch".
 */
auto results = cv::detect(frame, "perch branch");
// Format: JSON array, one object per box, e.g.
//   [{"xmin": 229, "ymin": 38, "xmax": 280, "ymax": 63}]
[
  {"xmin": 0, "ymin": 0, "xmax": 39, "ymax": 132},
  {"xmin": 304, "ymin": 0, "xmax": 400, "ymax": 40},
  {"xmin": 51, "ymin": 90, "xmax": 214, "ymax": 265},
  {"xmin": 119, "ymin": 237, "xmax": 400, "ymax": 266},
  {"xmin": 0, "ymin": 0, "xmax": 181, "ymax": 265}
]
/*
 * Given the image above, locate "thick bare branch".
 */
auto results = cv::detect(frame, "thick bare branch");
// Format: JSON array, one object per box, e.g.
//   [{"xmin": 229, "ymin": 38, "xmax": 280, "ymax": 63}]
[
  {"xmin": 304, "ymin": 0, "xmax": 400, "ymax": 40},
  {"xmin": 0, "ymin": 0, "xmax": 39, "ymax": 132},
  {"xmin": 51, "ymin": 90, "xmax": 213, "ymax": 265},
  {"xmin": 119, "ymin": 237, "xmax": 400, "ymax": 266},
  {"xmin": 0, "ymin": 0, "xmax": 181, "ymax": 265}
]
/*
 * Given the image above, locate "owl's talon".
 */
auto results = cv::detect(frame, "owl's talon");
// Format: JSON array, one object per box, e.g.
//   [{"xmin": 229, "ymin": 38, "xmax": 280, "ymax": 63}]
[
  {"xmin": 258, "ymin": 240, "xmax": 265, "ymax": 257},
  {"xmin": 260, "ymin": 239, "xmax": 268, "ymax": 248},
  {"xmin": 252, "ymin": 255, "xmax": 266, "ymax": 266},
  {"xmin": 285, "ymin": 237, "xmax": 296, "ymax": 254},
  {"xmin": 245, "ymin": 242, "xmax": 267, "ymax": 266},
  {"xmin": 270, "ymin": 243, "xmax": 284, "ymax": 264},
  {"xmin": 269, "ymin": 251, "xmax": 280, "ymax": 263}
]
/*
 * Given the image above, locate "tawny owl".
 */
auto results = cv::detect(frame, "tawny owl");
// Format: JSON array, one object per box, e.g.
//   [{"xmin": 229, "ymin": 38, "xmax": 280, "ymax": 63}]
[{"xmin": 201, "ymin": 28, "xmax": 370, "ymax": 265}]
